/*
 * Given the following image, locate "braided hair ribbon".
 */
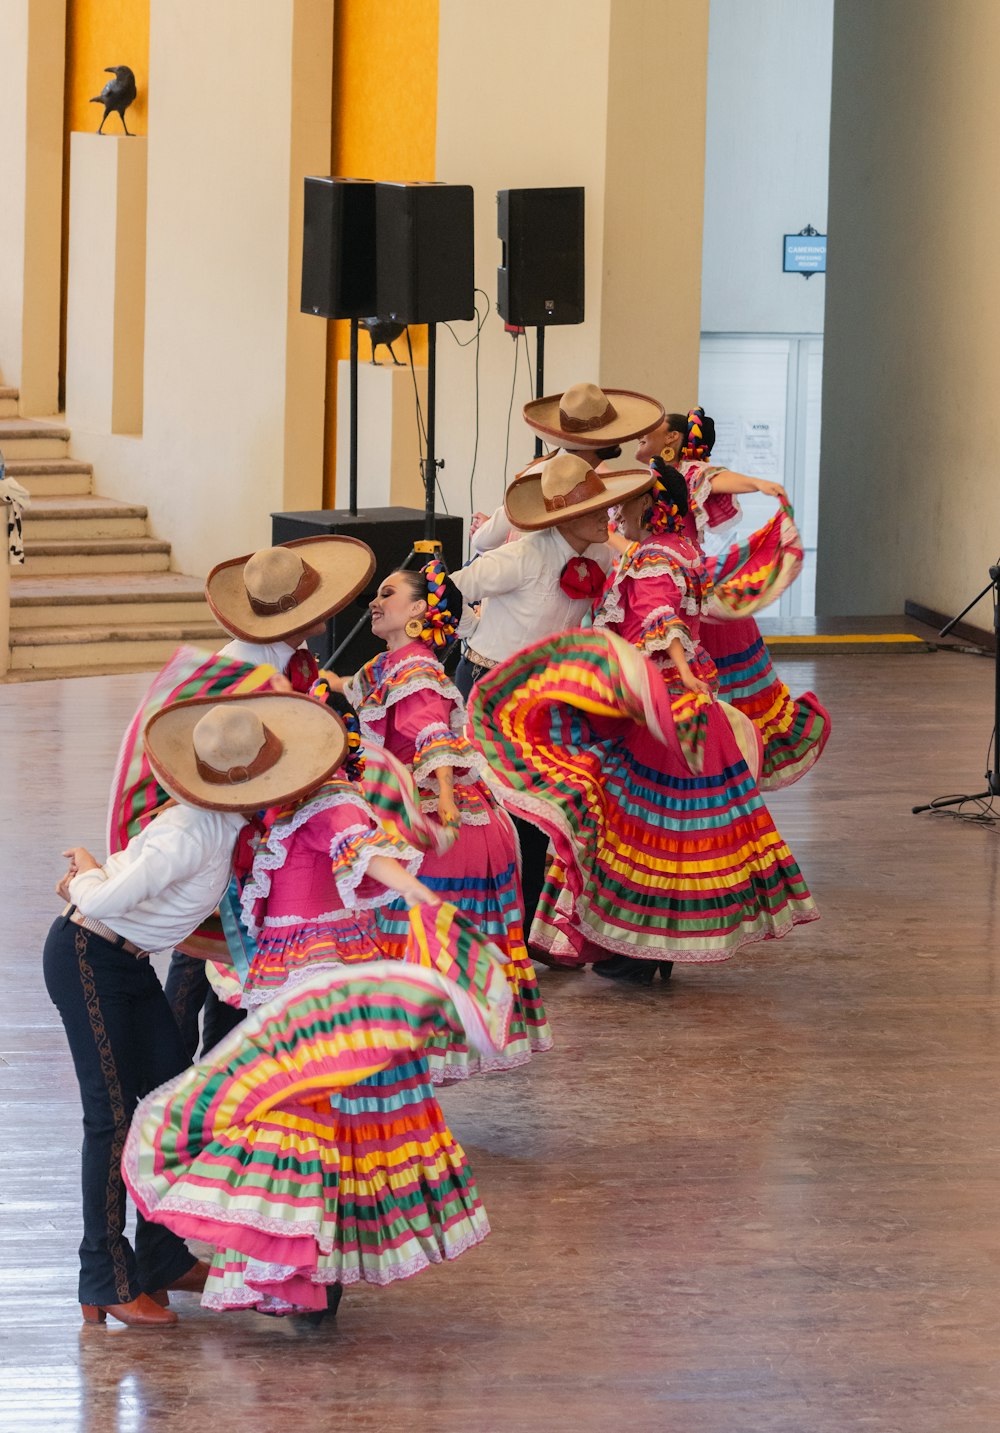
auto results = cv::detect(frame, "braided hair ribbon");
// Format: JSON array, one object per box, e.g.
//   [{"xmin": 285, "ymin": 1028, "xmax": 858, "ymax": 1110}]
[
  {"xmin": 647, "ymin": 456, "xmax": 687, "ymax": 537},
  {"xmin": 682, "ymin": 406, "xmax": 710, "ymax": 462},
  {"xmin": 418, "ymin": 557, "xmax": 460, "ymax": 651}
]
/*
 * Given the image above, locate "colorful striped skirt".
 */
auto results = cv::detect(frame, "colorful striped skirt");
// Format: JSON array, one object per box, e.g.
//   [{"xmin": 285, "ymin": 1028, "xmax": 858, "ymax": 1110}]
[
  {"xmin": 467, "ymin": 628, "xmax": 818, "ymax": 967},
  {"xmin": 123, "ymin": 955, "xmax": 505, "ymax": 1312},
  {"xmin": 702, "ymin": 499, "xmax": 830, "ymax": 791},
  {"xmin": 375, "ymin": 780, "xmax": 552, "ymax": 1080},
  {"xmin": 700, "ymin": 616, "xmax": 830, "ymax": 791}
]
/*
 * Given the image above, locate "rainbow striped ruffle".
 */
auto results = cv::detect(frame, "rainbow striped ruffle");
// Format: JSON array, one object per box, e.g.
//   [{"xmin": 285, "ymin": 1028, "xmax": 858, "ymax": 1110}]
[
  {"xmin": 701, "ymin": 619, "xmax": 830, "ymax": 791},
  {"xmin": 700, "ymin": 499, "xmax": 830, "ymax": 790},
  {"xmin": 705, "ymin": 497, "xmax": 803, "ymax": 618},
  {"xmin": 467, "ymin": 628, "xmax": 818, "ymax": 966},
  {"xmin": 123, "ymin": 915, "xmax": 510, "ymax": 1310},
  {"xmin": 374, "ymin": 785, "xmax": 553, "ymax": 1080}
]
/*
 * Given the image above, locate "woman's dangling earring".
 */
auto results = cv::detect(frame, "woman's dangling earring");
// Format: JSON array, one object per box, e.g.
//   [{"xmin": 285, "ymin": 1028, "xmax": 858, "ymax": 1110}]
[
  {"xmin": 660, "ymin": 445, "xmax": 677, "ymax": 464},
  {"xmin": 404, "ymin": 617, "xmax": 425, "ymax": 639}
]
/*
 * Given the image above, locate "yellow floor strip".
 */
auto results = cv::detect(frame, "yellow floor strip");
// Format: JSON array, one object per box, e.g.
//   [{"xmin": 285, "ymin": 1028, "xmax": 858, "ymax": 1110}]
[{"xmin": 764, "ymin": 633, "xmax": 926, "ymax": 644}]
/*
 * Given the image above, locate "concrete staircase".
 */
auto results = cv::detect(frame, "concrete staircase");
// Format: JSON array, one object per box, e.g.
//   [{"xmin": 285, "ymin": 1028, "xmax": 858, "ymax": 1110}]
[{"xmin": 2, "ymin": 411, "xmax": 225, "ymax": 678}]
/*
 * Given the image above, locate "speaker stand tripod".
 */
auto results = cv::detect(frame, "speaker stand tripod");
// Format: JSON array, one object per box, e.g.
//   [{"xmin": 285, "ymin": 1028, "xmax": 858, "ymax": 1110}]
[
  {"xmin": 322, "ymin": 321, "xmax": 444, "ymax": 668},
  {"xmin": 912, "ymin": 561, "xmax": 1000, "ymax": 815}
]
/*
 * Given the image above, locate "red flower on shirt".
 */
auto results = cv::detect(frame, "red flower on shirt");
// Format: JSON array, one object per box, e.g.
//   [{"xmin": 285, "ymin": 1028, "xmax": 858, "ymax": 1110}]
[{"xmin": 559, "ymin": 556, "xmax": 606, "ymax": 600}]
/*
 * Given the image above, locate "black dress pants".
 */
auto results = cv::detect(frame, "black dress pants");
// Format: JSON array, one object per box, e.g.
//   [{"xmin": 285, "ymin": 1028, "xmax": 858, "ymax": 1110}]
[
  {"xmin": 42, "ymin": 913, "xmax": 196, "ymax": 1306},
  {"xmin": 164, "ymin": 950, "xmax": 244, "ymax": 1060}
]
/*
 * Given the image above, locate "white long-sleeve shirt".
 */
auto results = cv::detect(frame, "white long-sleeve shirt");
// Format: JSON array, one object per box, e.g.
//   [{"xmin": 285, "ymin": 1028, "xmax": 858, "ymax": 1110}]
[
  {"xmin": 69, "ymin": 804, "xmax": 247, "ymax": 955},
  {"xmin": 450, "ymin": 526, "xmax": 613, "ymax": 665},
  {"xmin": 470, "ymin": 506, "xmax": 522, "ymax": 556},
  {"xmin": 219, "ymin": 638, "xmax": 298, "ymax": 672}
]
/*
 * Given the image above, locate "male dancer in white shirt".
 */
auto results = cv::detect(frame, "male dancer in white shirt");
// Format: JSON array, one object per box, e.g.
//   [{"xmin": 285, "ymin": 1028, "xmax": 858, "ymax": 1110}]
[
  {"xmin": 43, "ymin": 691, "xmax": 346, "ymax": 1327},
  {"xmin": 163, "ymin": 536, "xmax": 376, "ymax": 1058}
]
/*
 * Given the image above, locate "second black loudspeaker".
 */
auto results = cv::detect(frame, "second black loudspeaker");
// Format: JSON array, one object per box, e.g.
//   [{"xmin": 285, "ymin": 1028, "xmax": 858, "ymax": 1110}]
[
  {"xmin": 497, "ymin": 186, "xmax": 585, "ymax": 327},
  {"xmin": 375, "ymin": 182, "xmax": 475, "ymax": 325},
  {"xmin": 301, "ymin": 176, "xmax": 377, "ymax": 320}
]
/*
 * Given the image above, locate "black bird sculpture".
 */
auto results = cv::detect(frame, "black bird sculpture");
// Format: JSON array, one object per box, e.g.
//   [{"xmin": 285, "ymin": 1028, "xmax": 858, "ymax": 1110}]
[
  {"xmin": 91, "ymin": 66, "xmax": 137, "ymax": 135},
  {"xmin": 361, "ymin": 317, "xmax": 406, "ymax": 366}
]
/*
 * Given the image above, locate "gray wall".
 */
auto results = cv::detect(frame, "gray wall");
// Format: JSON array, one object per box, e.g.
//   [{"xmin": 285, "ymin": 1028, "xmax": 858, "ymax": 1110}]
[
  {"xmin": 702, "ymin": 0, "xmax": 832, "ymax": 335},
  {"xmin": 817, "ymin": 0, "xmax": 1000, "ymax": 617}
]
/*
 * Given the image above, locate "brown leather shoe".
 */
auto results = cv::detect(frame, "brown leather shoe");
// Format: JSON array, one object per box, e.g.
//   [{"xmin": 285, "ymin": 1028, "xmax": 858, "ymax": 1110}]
[
  {"xmin": 166, "ymin": 1259, "xmax": 211, "ymax": 1294},
  {"xmin": 150, "ymin": 1257, "xmax": 213, "ymax": 1305},
  {"xmin": 81, "ymin": 1293, "xmax": 178, "ymax": 1327}
]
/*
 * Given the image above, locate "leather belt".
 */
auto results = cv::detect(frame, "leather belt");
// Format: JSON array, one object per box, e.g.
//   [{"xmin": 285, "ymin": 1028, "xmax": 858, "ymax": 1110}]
[
  {"xmin": 66, "ymin": 906, "xmax": 149, "ymax": 959},
  {"xmin": 464, "ymin": 646, "xmax": 498, "ymax": 671}
]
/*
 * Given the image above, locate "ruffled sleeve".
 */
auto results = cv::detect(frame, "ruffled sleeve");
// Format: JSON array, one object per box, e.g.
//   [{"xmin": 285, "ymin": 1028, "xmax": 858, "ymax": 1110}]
[
  {"xmin": 317, "ymin": 801, "xmax": 422, "ymax": 910},
  {"xmin": 390, "ymin": 685, "xmax": 482, "ymax": 784},
  {"xmin": 347, "ymin": 646, "xmax": 485, "ymax": 785},
  {"xmin": 240, "ymin": 783, "xmax": 421, "ymax": 933},
  {"xmin": 680, "ymin": 461, "xmax": 740, "ymax": 547}
]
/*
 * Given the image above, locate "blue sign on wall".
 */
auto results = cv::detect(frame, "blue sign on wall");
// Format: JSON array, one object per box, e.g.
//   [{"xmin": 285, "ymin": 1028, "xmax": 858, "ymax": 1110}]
[{"xmin": 783, "ymin": 233, "xmax": 827, "ymax": 275}]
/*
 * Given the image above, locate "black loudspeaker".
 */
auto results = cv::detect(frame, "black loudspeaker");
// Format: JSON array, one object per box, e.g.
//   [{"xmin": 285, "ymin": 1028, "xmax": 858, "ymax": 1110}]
[
  {"xmin": 375, "ymin": 182, "xmax": 475, "ymax": 324},
  {"xmin": 301, "ymin": 177, "xmax": 377, "ymax": 319},
  {"xmin": 497, "ymin": 186, "xmax": 585, "ymax": 326},
  {"xmin": 271, "ymin": 507, "xmax": 465, "ymax": 677}
]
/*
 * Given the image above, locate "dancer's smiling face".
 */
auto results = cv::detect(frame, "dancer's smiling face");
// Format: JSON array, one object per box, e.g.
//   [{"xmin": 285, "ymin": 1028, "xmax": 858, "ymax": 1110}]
[
  {"xmin": 369, "ymin": 572, "xmax": 426, "ymax": 644},
  {"xmin": 615, "ymin": 491, "xmax": 652, "ymax": 543}
]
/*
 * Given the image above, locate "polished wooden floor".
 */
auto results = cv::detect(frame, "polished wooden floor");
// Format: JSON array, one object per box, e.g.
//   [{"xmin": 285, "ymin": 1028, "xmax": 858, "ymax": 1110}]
[{"xmin": 3, "ymin": 651, "xmax": 1000, "ymax": 1432}]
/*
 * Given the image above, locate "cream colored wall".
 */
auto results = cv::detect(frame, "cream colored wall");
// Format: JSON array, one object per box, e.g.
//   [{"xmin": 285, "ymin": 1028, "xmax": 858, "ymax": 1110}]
[
  {"xmin": 0, "ymin": 0, "xmax": 65, "ymax": 412},
  {"xmin": 434, "ymin": 0, "xmax": 707, "ymax": 525},
  {"xmin": 602, "ymin": 0, "xmax": 707, "ymax": 407},
  {"xmin": 434, "ymin": 0, "xmax": 610, "ymax": 522},
  {"xmin": 67, "ymin": 0, "xmax": 333, "ymax": 577},
  {"xmin": 818, "ymin": 0, "xmax": 1000, "ymax": 617}
]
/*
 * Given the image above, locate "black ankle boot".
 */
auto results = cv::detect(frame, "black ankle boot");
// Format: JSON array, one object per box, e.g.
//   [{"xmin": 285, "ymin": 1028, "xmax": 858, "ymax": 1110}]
[{"xmin": 593, "ymin": 956, "xmax": 657, "ymax": 985}]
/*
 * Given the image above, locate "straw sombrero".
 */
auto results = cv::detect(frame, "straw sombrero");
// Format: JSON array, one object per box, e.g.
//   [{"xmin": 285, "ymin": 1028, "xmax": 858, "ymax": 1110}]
[
  {"xmin": 522, "ymin": 383, "xmax": 664, "ymax": 450},
  {"xmin": 206, "ymin": 535, "xmax": 376, "ymax": 643},
  {"xmin": 144, "ymin": 692, "xmax": 348, "ymax": 813},
  {"xmin": 504, "ymin": 452, "xmax": 652, "ymax": 532}
]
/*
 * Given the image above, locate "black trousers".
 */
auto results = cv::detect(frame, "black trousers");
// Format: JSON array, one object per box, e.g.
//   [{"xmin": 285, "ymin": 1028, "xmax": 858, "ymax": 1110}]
[
  {"xmin": 511, "ymin": 814, "xmax": 550, "ymax": 936},
  {"xmin": 42, "ymin": 913, "xmax": 196, "ymax": 1306},
  {"xmin": 454, "ymin": 653, "xmax": 493, "ymax": 702},
  {"xmin": 164, "ymin": 950, "xmax": 244, "ymax": 1061}
]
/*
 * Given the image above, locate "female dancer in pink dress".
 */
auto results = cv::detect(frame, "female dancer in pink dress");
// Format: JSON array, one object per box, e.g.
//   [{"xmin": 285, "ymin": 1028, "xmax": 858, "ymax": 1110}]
[
  {"xmin": 635, "ymin": 409, "xmax": 830, "ymax": 789},
  {"xmin": 130, "ymin": 711, "xmax": 510, "ymax": 1316},
  {"xmin": 340, "ymin": 558, "xmax": 552, "ymax": 1078},
  {"xmin": 470, "ymin": 465, "xmax": 818, "ymax": 987}
]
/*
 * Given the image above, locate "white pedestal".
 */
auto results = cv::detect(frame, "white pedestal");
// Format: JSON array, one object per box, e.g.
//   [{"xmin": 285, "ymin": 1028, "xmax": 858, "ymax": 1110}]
[
  {"xmin": 335, "ymin": 357, "xmax": 427, "ymax": 510},
  {"xmin": 66, "ymin": 134, "xmax": 147, "ymax": 435}
]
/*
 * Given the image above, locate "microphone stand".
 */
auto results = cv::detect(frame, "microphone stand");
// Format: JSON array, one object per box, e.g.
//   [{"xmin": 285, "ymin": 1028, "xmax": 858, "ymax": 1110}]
[{"xmin": 912, "ymin": 561, "xmax": 1000, "ymax": 813}]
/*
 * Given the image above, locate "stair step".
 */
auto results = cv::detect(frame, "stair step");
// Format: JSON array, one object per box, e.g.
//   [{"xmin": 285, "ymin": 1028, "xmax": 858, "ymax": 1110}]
[
  {"xmin": 3, "ymin": 459, "xmax": 94, "ymax": 497},
  {"xmin": 0, "ymin": 418, "xmax": 70, "ymax": 459},
  {"xmin": 10, "ymin": 571, "xmax": 208, "ymax": 604},
  {"xmin": 15, "ymin": 536, "xmax": 172, "ymax": 576},
  {"xmin": 10, "ymin": 622, "xmax": 225, "ymax": 672},
  {"xmin": 22, "ymin": 494, "xmax": 149, "ymax": 540},
  {"xmin": 11, "ymin": 571, "xmax": 214, "ymax": 629},
  {"xmin": 0, "ymin": 387, "xmax": 18, "ymax": 417}
]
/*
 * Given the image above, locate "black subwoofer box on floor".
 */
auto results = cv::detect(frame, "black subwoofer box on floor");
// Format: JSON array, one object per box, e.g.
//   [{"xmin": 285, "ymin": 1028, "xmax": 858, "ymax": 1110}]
[{"xmin": 271, "ymin": 507, "xmax": 465, "ymax": 676}]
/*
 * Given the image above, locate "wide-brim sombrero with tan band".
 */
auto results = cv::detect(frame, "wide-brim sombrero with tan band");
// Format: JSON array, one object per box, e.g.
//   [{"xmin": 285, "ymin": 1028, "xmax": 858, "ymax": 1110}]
[
  {"xmin": 522, "ymin": 382, "xmax": 664, "ymax": 450},
  {"xmin": 504, "ymin": 452, "xmax": 652, "ymax": 532},
  {"xmin": 206, "ymin": 535, "xmax": 376, "ymax": 643},
  {"xmin": 144, "ymin": 691, "xmax": 348, "ymax": 813}
]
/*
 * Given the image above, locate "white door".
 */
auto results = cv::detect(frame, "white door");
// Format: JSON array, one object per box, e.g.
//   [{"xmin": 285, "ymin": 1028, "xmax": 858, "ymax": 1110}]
[{"xmin": 697, "ymin": 334, "xmax": 822, "ymax": 618}]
